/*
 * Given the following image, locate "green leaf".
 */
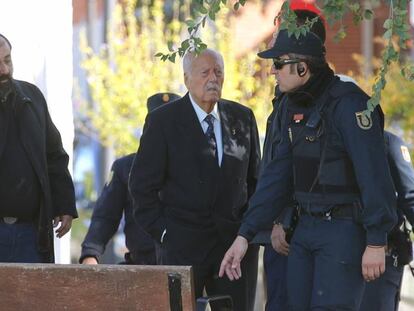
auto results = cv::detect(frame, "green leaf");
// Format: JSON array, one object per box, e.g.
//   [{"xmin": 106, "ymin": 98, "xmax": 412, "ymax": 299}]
[
  {"xmin": 282, "ymin": 1, "xmax": 289, "ymax": 10},
  {"xmin": 182, "ymin": 39, "xmax": 190, "ymax": 50},
  {"xmin": 383, "ymin": 19, "xmax": 393, "ymax": 30},
  {"xmin": 352, "ymin": 14, "xmax": 363, "ymax": 25},
  {"xmin": 154, "ymin": 52, "xmax": 164, "ymax": 57},
  {"xmin": 383, "ymin": 29, "xmax": 393, "ymax": 40},
  {"xmin": 348, "ymin": 3, "xmax": 360, "ymax": 13},
  {"xmin": 185, "ymin": 19, "xmax": 196, "ymax": 27},
  {"xmin": 239, "ymin": 0, "xmax": 246, "ymax": 5},
  {"xmin": 208, "ymin": 11, "xmax": 216, "ymax": 21},
  {"xmin": 278, "ymin": 20, "xmax": 288, "ymax": 31},
  {"xmin": 177, "ymin": 48, "xmax": 185, "ymax": 57},
  {"xmin": 394, "ymin": 8, "xmax": 408, "ymax": 16},
  {"xmin": 199, "ymin": 6, "xmax": 208, "ymax": 14},
  {"xmin": 168, "ymin": 53, "xmax": 176, "ymax": 63},
  {"xmin": 234, "ymin": 2, "xmax": 240, "ymax": 10},
  {"xmin": 300, "ymin": 27, "xmax": 307, "ymax": 35},
  {"xmin": 364, "ymin": 9, "xmax": 373, "ymax": 20},
  {"xmin": 167, "ymin": 41, "xmax": 174, "ymax": 52}
]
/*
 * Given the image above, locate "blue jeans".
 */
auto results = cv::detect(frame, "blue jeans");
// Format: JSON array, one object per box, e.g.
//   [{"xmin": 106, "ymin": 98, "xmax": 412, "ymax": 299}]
[{"xmin": 0, "ymin": 222, "xmax": 42, "ymax": 263}]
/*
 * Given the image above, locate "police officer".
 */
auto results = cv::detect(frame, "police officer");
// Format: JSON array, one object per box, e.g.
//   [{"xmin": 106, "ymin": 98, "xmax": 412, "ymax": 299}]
[
  {"xmin": 80, "ymin": 92, "xmax": 180, "ymax": 265},
  {"xmin": 259, "ymin": 7, "xmax": 327, "ymax": 311},
  {"xmin": 219, "ymin": 29, "xmax": 397, "ymax": 311},
  {"xmin": 359, "ymin": 131, "xmax": 414, "ymax": 311}
]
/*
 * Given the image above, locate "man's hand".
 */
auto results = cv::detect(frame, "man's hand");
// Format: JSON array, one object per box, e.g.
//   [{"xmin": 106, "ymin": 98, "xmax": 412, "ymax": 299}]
[
  {"xmin": 271, "ymin": 224, "xmax": 289, "ymax": 256},
  {"xmin": 219, "ymin": 236, "xmax": 248, "ymax": 281},
  {"xmin": 53, "ymin": 215, "xmax": 73, "ymax": 238},
  {"xmin": 361, "ymin": 246, "xmax": 386, "ymax": 282},
  {"xmin": 81, "ymin": 257, "xmax": 98, "ymax": 265}
]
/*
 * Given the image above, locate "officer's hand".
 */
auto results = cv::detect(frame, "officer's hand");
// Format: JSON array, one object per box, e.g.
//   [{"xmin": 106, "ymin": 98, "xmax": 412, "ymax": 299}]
[
  {"xmin": 219, "ymin": 236, "xmax": 248, "ymax": 281},
  {"xmin": 271, "ymin": 224, "xmax": 289, "ymax": 256},
  {"xmin": 81, "ymin": 257, "xmax": 98, "ymax": 265},
  {"xmin": 361, "ymin": 246, "xmax": 386, "ymax": 282},
  {"xmin": 53, "ymin": 215, "xmax": 73, "ymax": 238}
]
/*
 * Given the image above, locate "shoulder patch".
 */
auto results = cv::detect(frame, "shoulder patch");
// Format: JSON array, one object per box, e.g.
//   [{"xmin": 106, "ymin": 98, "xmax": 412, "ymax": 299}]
[
  {"xmin": 355, "ymin": 111, "xmax": 372, "ymax": 130},
  {"xmin": 401, "ymin": 145, "xmax": 411, "ymax": 163}
]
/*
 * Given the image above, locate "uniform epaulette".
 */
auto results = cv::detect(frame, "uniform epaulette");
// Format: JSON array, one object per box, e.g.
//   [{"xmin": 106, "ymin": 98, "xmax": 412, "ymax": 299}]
[{"xmin": 328, "ymin": 78, "xmax": 368, "ymax": 99}]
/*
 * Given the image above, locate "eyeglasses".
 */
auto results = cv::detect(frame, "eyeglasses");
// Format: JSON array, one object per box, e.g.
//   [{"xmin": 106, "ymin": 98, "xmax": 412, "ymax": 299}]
[{"xmin": 273, "ymin": 58, "xmax": 301, "ymax": 70}]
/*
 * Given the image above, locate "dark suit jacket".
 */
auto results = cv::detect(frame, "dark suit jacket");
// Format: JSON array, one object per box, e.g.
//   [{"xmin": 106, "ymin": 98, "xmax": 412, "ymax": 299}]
[{"xmin": 129, "ymin": 93, "xmax": 260, "ymax": 264}]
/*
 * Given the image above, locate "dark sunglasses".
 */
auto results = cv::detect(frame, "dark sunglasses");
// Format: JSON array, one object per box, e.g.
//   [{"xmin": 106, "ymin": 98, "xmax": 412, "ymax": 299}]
[{"xmin": 273, "ymin": 58, "xmax": 301, "ymax": 70}]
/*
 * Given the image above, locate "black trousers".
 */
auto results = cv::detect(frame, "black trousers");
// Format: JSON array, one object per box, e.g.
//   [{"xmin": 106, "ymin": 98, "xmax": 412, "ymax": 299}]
[{"xmin": 160, "ymin": 242, "xmax": 259, "ymax": 311}]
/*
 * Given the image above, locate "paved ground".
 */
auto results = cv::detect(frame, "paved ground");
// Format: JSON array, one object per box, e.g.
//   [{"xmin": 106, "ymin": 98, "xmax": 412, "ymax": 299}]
[{"xmin": 399, "ymin": 265, "xmax": 414, "ymax": 311}]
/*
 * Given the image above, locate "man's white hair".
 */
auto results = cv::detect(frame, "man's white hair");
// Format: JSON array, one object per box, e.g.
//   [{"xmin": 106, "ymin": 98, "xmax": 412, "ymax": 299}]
[{"xmin": 182, "ymin": 48, "xmax": 224, "ymax": 75}]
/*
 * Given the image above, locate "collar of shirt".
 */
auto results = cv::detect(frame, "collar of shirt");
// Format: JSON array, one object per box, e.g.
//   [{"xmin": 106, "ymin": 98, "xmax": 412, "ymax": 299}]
[{"xmin": 189, "ymin": 93, "xmax": 220, "ymax": 127}]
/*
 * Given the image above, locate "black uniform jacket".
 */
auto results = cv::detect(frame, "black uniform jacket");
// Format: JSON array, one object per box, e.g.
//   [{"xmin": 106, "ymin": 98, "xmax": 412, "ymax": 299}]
[
  {"xmin": 80, "ymin": 154, "xmax": 155, "ymax": 263},
  {"xmin": 240, "ymin": 78, "xmax": 396, "ymax": 246},
  {"xmin": 0, "ymin": 79, "xmax": 77, "ymax": 262},
  {"xmin": 129, "ymin": 93, "xmax": 260, "ymax": 264},
  {"xmin": 385, "ymin": 131, "xmax": 414, "ymax": 226}
]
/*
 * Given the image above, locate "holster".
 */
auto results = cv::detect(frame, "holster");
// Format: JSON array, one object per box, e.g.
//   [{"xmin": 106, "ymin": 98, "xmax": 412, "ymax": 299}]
[
  {"xmin": 283, "ymin": 203, "xmax": 299, "ymax": 243},
  {"xmin": 388, "ymin": 219, "xmax": 413, "ymax": 267}
]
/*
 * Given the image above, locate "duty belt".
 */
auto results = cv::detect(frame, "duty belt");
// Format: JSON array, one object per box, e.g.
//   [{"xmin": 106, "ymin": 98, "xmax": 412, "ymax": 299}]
[{"xmin": 298, "ymin": 204, "xmax": 355, "ymax": 220}]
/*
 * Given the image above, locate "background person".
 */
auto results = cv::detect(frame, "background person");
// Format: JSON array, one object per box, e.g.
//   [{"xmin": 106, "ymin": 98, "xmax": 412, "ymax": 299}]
[
  {"xmin": 80, "ymin": 92, "xmax": 180, "ymax": 265},
  {"xmin": 0, "ymin": 33, "xmax": 77, "ymax": 263}
]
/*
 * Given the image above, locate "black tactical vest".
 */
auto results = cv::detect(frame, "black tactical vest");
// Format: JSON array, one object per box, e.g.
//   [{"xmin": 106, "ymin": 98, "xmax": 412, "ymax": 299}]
[{"xmin": 288, "ymin": 82, "xmax": 361, "ymax": 206}]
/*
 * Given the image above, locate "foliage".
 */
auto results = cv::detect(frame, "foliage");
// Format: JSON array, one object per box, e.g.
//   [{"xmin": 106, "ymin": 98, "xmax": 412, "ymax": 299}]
[
  {"xmin": 158, "ymin": 0, "xmax": 413, "ymax": 116},
  {"xmin": 80, "ymin": 0, "xmax": 184, "ymax": 155},
  {"xmin": 364, "ymin": 0, "xmax": 411, "ymax": 118},
  {"xmin": 351, "ymin": 55, "xmax": 414, "ymax": 147},
  {"xmin": 202, "ymin": 5, "xmax": 274, "ymax": 134},
  {"xmin": 80, "ymin": 0, "xmax": 275, "ymax": 155}
]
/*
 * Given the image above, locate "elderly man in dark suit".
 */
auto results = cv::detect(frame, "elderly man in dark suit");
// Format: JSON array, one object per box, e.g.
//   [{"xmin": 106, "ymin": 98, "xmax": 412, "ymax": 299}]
[{"xmin": 129, "ymin": 48, "xmax": 261, "ymax": 311}]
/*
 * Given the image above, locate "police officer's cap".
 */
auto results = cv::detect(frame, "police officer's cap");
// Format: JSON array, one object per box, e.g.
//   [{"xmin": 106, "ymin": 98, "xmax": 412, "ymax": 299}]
[
  {"xmin": 258, "ymin": 29, "xmax": 325, "ymax": 59},
  {"xmin": 147, "ymin": 92, "xmax": 180, "ymax": 112}
]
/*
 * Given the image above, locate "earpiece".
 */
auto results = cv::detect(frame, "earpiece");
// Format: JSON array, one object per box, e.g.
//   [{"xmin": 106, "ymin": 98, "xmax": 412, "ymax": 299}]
[{"xmin": 297, "ymin": 64, "xmax": 306, "ymax": 77}]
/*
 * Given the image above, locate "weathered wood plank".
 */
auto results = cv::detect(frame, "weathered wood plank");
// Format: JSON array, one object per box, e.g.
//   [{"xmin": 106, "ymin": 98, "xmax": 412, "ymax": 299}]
[{"xmin": 0, "ymin": 264, "xmax": 195, "ymax": 311}]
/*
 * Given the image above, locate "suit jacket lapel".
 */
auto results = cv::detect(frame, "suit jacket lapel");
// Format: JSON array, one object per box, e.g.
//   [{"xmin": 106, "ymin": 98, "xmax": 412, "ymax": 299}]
[
  {"xmin": 176, "ymin": 93, "xmax": 205, "ymax": 149},
  {"xmin": 218, "ymin": 100, "xmax": 238, "ymax": 168},
  {"xmin": 176, "ymin": 94, "xmax": 218, "ymax": 168}
]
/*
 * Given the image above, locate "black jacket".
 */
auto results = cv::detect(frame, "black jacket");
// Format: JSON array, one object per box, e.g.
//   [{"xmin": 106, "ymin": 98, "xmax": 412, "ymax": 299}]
[
  {"xmin": 240, "ymin": 78, "xmax": 396, "ymax": 246},
  {"xmin": 385, "ymin": 131, "xmax": 414, "ymax": 226},
  {"xmin": 80, "ymin": 154, "xmax": 155, "ymax": 264},
  {"xmin": 0, "ymin": 79, "xmax": 77, "ymax": 262}
]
